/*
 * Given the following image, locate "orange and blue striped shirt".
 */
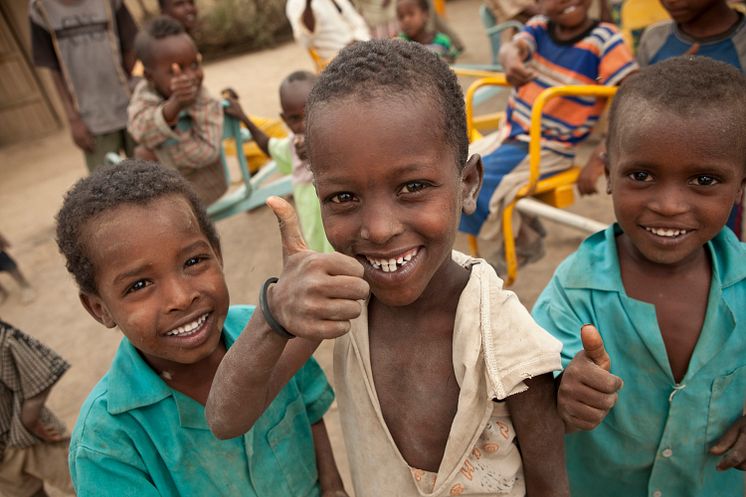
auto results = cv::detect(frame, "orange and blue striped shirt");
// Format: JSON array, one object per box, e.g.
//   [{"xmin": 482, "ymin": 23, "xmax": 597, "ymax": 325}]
[{"xmin": 506, "ymin": 17, "xmax": 638, "ymax": 154}]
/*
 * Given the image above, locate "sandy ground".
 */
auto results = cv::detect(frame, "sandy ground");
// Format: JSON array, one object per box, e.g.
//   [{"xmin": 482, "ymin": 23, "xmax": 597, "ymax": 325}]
[{"xmin": 0, "ymin": 1, "xmax": 615, "ymax": 494}]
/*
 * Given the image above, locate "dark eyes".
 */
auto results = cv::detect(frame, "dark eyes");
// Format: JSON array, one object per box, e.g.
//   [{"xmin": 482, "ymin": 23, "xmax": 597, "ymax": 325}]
[
  {"xmin": 124, "ymin": 255, "xmax": 207, "ymax": 295},
  {"xmin": 125, "ymin": 279, "xmax": 150, "ymax": 295},
  {"xmin": 691, "ymin": 175, "xmax": 718, "ymax": 186},
  {"xmin": 627, "ymin": 172, "xmax": 720, "ymax": 186},
  {"xmin": 628, "ymin": 171, "xmax": 652, "ymax": 182},
  {"xmin": 400, "ymin": 181, "xmax": 428, "ymax": 194},
  {"xmin": 329, "ymin": 192, "xmax": 355, "ymax": 204}
]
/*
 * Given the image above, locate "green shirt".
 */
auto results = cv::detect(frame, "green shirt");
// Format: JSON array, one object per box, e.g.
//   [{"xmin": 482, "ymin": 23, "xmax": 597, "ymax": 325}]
[
  {"xmin": 532, "ymin": 225, "xmax": 746, "ymax": 497},
  {"xmin": 69, "ymin": 305, "xmax": 334, "ymax": 497}
]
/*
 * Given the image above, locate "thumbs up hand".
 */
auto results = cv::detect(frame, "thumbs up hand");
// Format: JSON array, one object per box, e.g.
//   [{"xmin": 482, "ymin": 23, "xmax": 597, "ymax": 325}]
[
  {"xmin": 169, "ymin": 63, "xmax": 199, "ymax": 108},
  {"xmin": 264, "ymin": 196, "xmax": 370, "ymax": 340},
  {"xmin": 557, "ymin": 324, "xmax": 624, "ymax": 432}
]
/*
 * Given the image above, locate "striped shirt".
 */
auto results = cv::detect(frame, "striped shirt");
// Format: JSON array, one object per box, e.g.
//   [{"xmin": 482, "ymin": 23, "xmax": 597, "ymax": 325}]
[
  {"xmin": 1, "ymin": 320, "xmax": 69, "ymax": 453},
  {"xmin": 128, "ymin": 80, "xmax": 227, "ymax": 205},
  {"xmin": 506, "ymin": 17, "xmax": 638, "ymax": 154}
]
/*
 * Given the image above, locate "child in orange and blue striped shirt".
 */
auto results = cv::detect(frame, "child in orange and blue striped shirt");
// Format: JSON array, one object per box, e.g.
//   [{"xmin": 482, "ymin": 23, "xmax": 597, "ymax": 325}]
[{"xmin": 459, "ymin": 0, "xmax": 637, "ymax": 273}]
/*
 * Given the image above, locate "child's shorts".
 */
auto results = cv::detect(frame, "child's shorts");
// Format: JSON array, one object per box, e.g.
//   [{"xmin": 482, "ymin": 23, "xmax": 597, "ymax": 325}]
[
  {"xmin": 0, "ymin": 441, "xmax": 74, "ymax": 497},
  {"xmin": 0, "ymin": 251, "xmax": 17, "ymax": 273}
]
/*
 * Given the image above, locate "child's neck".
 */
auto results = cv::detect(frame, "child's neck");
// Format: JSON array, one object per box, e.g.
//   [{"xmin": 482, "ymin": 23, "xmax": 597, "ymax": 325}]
[
  {"xmin": 551, "ymin": 17, "xmax": 594, "ymax": 42},
  {"xmin": 678, "ymin": 4, "xmax": 739, "ymax": 39},
  {"xmin": 146, "ymin": 341, "xmax": 227, "ymax": 405}
]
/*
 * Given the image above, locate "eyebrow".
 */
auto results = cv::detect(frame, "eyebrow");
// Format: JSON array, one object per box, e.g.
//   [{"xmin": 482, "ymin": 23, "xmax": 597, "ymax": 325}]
[{"xmin": 111, "ymin": 240, "xmax": 211, "ymax": 286}]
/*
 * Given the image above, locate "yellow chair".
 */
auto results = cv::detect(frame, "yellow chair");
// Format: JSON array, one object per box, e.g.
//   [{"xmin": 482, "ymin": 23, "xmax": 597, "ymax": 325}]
[
  {"xmin": 308, "ymin": 48, "xmax": 331, "ymax": 73},
  {"xmin": 620, "ymin": 0, "xmax": 669, "ymax": 52},
  {"xmin": 464, "ymin": 76, "xmax": 617, "ymax": 285}
]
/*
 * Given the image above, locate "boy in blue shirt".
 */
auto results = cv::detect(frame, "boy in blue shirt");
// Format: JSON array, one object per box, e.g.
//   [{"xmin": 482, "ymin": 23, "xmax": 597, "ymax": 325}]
[
  {"xmin": 55, "ymin": 161, "xmax": 348, "ymax": 497},
  {"xmin": 533, "ymin": 57, "xmax": 746, "ymax": 497}
]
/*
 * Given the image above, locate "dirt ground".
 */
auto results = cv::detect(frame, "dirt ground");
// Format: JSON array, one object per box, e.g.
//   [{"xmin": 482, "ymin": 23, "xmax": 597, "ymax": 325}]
[{"xmin": 0, "ymin": 1, "xmax": 615, "ymax": 494}]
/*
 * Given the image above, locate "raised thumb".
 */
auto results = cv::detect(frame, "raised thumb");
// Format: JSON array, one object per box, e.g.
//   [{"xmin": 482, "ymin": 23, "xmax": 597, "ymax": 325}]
[
  {"xmin": 581, "ymin": 324, "xmax": 611, "ymax": 371},
  {"xmin": 171, "ymin": 63, "xmax": 182, "ymax": 75},
  {"xmin": 267, "ymin": 196, "xmax": 308, "ymax": 263},
  {"xmin": 684, "ymin": 43, "xmax": 700, "ymax": 57}
]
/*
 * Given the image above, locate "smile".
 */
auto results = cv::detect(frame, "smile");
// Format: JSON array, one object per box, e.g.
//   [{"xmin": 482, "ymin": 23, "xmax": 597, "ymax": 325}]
[
  {"xmin": 364, "ymin": 248, "xmax": 419, "ymax": 273},
  {"xmin": 166, "ymin": 313, "xmax": 208, "ymax": 336},
  {"xmin": 562, "ymin": 5, "xmax": 577, "ymax": 14},
  {"xmin": 644, "ymin": 227, "xmax": 689, "ymax": 238}
]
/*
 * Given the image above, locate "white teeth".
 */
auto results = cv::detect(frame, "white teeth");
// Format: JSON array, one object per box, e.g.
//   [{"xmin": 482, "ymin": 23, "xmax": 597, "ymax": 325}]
[
  {"xmin": 365, "ymin": 248, "xmax": 419, "ymax": 273},
  {"xmin": 645, "ymin": 227, "xmax": 688, "ymax": 238},
  {"xmin": 166, "ymin": 313, "xmax": 208, "ymax": 336}
]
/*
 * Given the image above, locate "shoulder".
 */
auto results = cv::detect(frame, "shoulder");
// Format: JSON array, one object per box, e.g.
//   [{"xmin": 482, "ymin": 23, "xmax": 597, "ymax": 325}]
[
  {"xmin": 711, "ymin": 228, "xmax": 746, "ymax": 289},
  {"xmin": 638, "ymin": 19, "xmax": 675, "ymax": 51}
]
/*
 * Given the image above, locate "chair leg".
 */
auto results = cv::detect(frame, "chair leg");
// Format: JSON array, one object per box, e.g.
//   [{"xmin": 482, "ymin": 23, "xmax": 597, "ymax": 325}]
[
  {"xmin": 502, "ymin": 201, "xmax": 518, "ymax": 286},
  {"xmin": 467, "ymin": 234, "xmax": 480, "ymax": 257}
]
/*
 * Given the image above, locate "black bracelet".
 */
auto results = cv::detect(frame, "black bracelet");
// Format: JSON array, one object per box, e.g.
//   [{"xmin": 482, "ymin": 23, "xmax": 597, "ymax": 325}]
[{"xmin": 259, "ymin": 277, "xmax": 295, "ymax": 339}]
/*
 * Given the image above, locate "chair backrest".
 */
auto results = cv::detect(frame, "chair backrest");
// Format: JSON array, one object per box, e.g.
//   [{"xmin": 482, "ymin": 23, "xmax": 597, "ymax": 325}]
[
  {"xmin": 219, "ymin": 103, "xmax": 253, "ymax": 192},
  {"xmin": 308, "ymin": 48, "xmax": 330, "ymax": 73}
]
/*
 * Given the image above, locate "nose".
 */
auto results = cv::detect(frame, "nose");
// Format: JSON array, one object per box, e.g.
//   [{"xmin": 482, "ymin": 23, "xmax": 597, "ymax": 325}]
[
  {"xmin": 164, "ymin": 275, "xmax": 199, "ymax": 313},
  {"xmin": 648, "ymin": 183, "xmax": 690, "ymax": 217},
  {"xmin": 359, "ymin": 198, "xmax": 403, "ymax": 245}
]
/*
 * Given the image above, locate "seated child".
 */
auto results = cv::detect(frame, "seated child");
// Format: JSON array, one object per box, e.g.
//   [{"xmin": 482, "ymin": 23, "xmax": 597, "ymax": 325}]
[
  {"xmin": 286, "ymin": 0, "xmax": 371, "ymax": 61},
  {"xmin": 207, "ymin": 40, "xmax": 569, "ymax": 497},
  {"xmin": 55, "ymin": 161, "xmax": 348, "ymax": 496},
  {"xmin": 128, "ymin": 16, "xmax": 227, "ymax": 206},
  {"xmin": 396, "ymin": 0, "xmax": 459, "ymax": 62},
  {"xmin": 224, "ymin": 70, "xmax": 333, "ymax": 253},
  {"xmin": 0, "ymin": 320, "xmax": 73, "ymax": 497},
  {"xmin": 533, "ymin": 57, "xmax": 746, "ymax": 497},
  {"xmin": 459, "ymin": 0, "xmax": 637, "ymax": 271}
]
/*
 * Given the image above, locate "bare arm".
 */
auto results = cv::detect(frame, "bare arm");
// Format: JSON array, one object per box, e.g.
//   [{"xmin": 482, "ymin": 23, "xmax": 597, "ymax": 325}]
[
  {"xmin": 312, "ymin": 420, "xmax": 348, "ymax": 496},
  {"xmin": 302, "ymin": 0, "xmax": 316, "ymax": 33},
  {"xmin": 499, "ymin": 38, "xmax": 535, "ymax": 87},
  {"xmin": 223, "ymin": 98, "xmax": 271, "ymax": 156},
  {"xmin": 50, "ymin": 70, "xmax": 95, "ymax": 153},
  {"xmin": 206, "ymin": 197, "xmax": 369, "ymax": 439},
  {"xmin": 507, "ymin": 374, "xmax": 569, "ymax": 497}
]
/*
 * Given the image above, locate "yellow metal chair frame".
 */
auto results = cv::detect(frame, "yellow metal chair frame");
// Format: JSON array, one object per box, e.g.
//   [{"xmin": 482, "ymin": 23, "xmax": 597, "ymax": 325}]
[
  {"xmin": 464, "ymin": 76, "xmax": 617, "ymax": 285},
  {"xmin": 308, "ymin": 48, "xmax": 330, "ymax": 73}
]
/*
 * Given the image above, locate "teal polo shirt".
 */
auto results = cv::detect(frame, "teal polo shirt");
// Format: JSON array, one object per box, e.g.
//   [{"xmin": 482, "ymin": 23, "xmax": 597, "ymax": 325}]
[
  {"xmin": 533, "ymin": 225, "xmax": 746, "ymax": 497},
  {"xmin": 69, "ymin": 305, "xmax": 334, "ymax": 497}
]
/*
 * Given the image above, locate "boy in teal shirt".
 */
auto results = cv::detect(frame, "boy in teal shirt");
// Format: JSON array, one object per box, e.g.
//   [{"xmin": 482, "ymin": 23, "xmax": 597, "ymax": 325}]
[
  {"xmin": 56, "ymin": 161, "xmax": 348, "ymax": 496},
  {"xmin": 533, "ymin": 57, "xmax": 746, "ymax": 497}
]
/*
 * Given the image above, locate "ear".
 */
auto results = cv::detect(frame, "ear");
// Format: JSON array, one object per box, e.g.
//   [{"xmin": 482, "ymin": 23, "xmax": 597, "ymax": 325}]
[
  {"xmin": 603, "ymin": 157, "xmax": 612, "ymax": 195},
  {"xmin": 143, "ymin": 66, "xmax": 153, "ymax": 84},
  {"xmin": 461, "ymin": 154, "xmax": 483, "ymax": 215},
  {"xmin": 79, "ymin": 292, "xmax": 117, "ymax": 329},
  {"xmin": 279, "ymin": 111, "xmax": 290, "ymax": 128}
]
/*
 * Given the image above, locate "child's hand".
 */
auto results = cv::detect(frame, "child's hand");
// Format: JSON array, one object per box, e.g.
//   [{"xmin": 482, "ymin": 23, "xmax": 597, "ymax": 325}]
[
  {"xmin": 500, "ymin": 41, "xmax": 535, "ymax": 88},
  {"xmin": 577, "ymin": 150, "xmax": 607, "ymax": 196},
  {"xmin": 266, "ymin": 197, "xmax": 369, "ymax": 340},
  {"xmin": 223, "ymin": 97, "xmax": 247, "ymax": 121},
  {"xmin": 557, "ymin": 325, "xmax": 623, "ymax": 432},
  {"xmin": 69, "ymin": 116, "xmax": 95, "ymax": 153},
  {"xmin": 711, "ymin": 415, "xmax": 746, "ymax": 471},
  {"xmin": 169, "ymin": 63, "xmax": 199, "ymax": 108}
]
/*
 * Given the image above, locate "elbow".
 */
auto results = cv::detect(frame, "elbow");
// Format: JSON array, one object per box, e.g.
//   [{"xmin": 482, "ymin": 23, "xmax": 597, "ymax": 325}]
[{"xmin": 205, "ymin": 396, "xmax": 257, "ymax": 440}]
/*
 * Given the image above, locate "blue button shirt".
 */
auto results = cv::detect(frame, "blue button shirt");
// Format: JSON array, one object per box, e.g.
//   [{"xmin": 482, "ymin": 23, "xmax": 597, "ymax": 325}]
[
  {"xmin": 533, "ymin": 225, "xmax": 746, "ymax": 497},
  {"xmin": 69, "ymin": 305, "xmax": 334, "ymax": 497}
]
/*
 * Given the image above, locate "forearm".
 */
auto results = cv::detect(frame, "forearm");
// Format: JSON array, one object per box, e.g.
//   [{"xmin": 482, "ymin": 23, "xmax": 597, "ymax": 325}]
[
  {"xmin": 508, "ymin": 374, "xmax": 569, "ymax": 497},
  {"xmin": 20, "ymin": 387, "xmax": 52, "ymax": 429},
  {"xmin": 206, "ymin": 309, "xmax": 320, "ymax": 439},
  {"xmin": 128, "ymin": 100, "xmax": 179, "ymax": 148},
  {"xmin": 312, "ymin": 419, "xmax": 346, "ymax": 493},
  {"xmin": 50, "ymin": 70, "xmax": 80, "ymax": 123},
  {"xmin": 239, "ymin": 115, "xmax": 271, "ymax": 156}
]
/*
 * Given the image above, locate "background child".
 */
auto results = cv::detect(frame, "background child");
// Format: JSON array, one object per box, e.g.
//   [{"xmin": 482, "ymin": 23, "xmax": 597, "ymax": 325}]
[
  {"xmin": 29, "ymin": 0, "xmax": 137, "ymax": 172},
  {"xmin": 128, "ymin": 16, "xmax": 227, "ymax": 206},
  {"xmin": 534, "ymin": 57, "xmax": 746, "ymax": 497},
  {"xmin": 225, "ymin": 70, "xmax": 334, "ymax": 253},
  {"xmin": 55, "ymin": 160, "xmax": 348, "ymax": 496},
  {"xmin": 396, "ymin": 0, "xmax": 459, "ymax": 61},
  {"xmin": 0, "ymin": 233, "xmax": 35, "ymax": 305},
  {"xmin": 207, "ymin": 40, "xmax": 569, "ymax": 497},
  {"xmin": 459, "ymin": 0, "xmax": 637, "ymax": 273},
  {"xmin": 0, "ymin": 320, "xmax": 73, "ymax": 497}
]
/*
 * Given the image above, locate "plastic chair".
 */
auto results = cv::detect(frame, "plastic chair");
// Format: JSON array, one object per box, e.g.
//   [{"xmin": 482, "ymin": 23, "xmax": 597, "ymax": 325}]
[
  {"xmin": 464, "ymin": 76, "xmax": 616, "ymax": 285},
  {"xmin": 207, "ymin": 105, "xmax": 292, "ymax": 221},
  {"xmin": 479, "ymin": 6, "xmax": 523, "ymax": 67},
  {"xmin": 308, "ymin": 48, "xmax": 331, "ymax": 73},
  {"xmin": 620, "ymin": 0, "xmax": 669, "ymax": 52}
]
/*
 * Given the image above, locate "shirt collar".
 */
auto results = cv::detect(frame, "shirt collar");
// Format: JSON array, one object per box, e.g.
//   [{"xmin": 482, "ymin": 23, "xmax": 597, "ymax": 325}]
[{"xmin": 562, "ymin": 223, "xmax": 746, "ymax": 291}]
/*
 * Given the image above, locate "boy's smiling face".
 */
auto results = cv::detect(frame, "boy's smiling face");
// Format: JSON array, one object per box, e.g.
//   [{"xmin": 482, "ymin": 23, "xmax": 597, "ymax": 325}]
[
  {"xmin": 80, "ymin": 195, "xmax": 230, "ymax": 372},
  {"xmin": 608, "ymin": 107, "xmax": 745, "ymax": 268},
  {"xmin": 542, "ymin": 0, "xmax": 592, "ymax": 30},
  {"xmin": 309, "ymin": 95, "xmax": 481, "ymax": 307},
  {"xmin": 145, "ymin": 33, "xmax": 203, "ymax": 99}
]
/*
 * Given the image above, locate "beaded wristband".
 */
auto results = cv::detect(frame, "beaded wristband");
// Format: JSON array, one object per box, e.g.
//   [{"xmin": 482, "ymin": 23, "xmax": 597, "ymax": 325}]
[{"xmin": 259, "ymin": 277, "xmax": 295, "ymax": 339}]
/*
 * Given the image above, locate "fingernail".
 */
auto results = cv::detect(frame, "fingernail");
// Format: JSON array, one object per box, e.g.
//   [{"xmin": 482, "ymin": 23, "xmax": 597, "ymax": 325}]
[{"xmin": 581, "ymin": 323, "xmax": 593, "ymax": 330}]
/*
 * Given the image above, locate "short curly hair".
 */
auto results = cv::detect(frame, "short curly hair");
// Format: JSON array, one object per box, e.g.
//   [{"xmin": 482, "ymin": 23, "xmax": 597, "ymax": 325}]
[
  {"xmin": 135, "ymin": 15, "xmax": 187, "ymax": 67},
  {"xmin": 56, "ymin": 160, "xmax": 220, "ymax": 294},
  {"xmin": 608, "ymin": 56, "xmax": 746, "ymax": 170},
  {"xmin": 306, "ymin": 39, "xmax": 468, "ymax": 169}
]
